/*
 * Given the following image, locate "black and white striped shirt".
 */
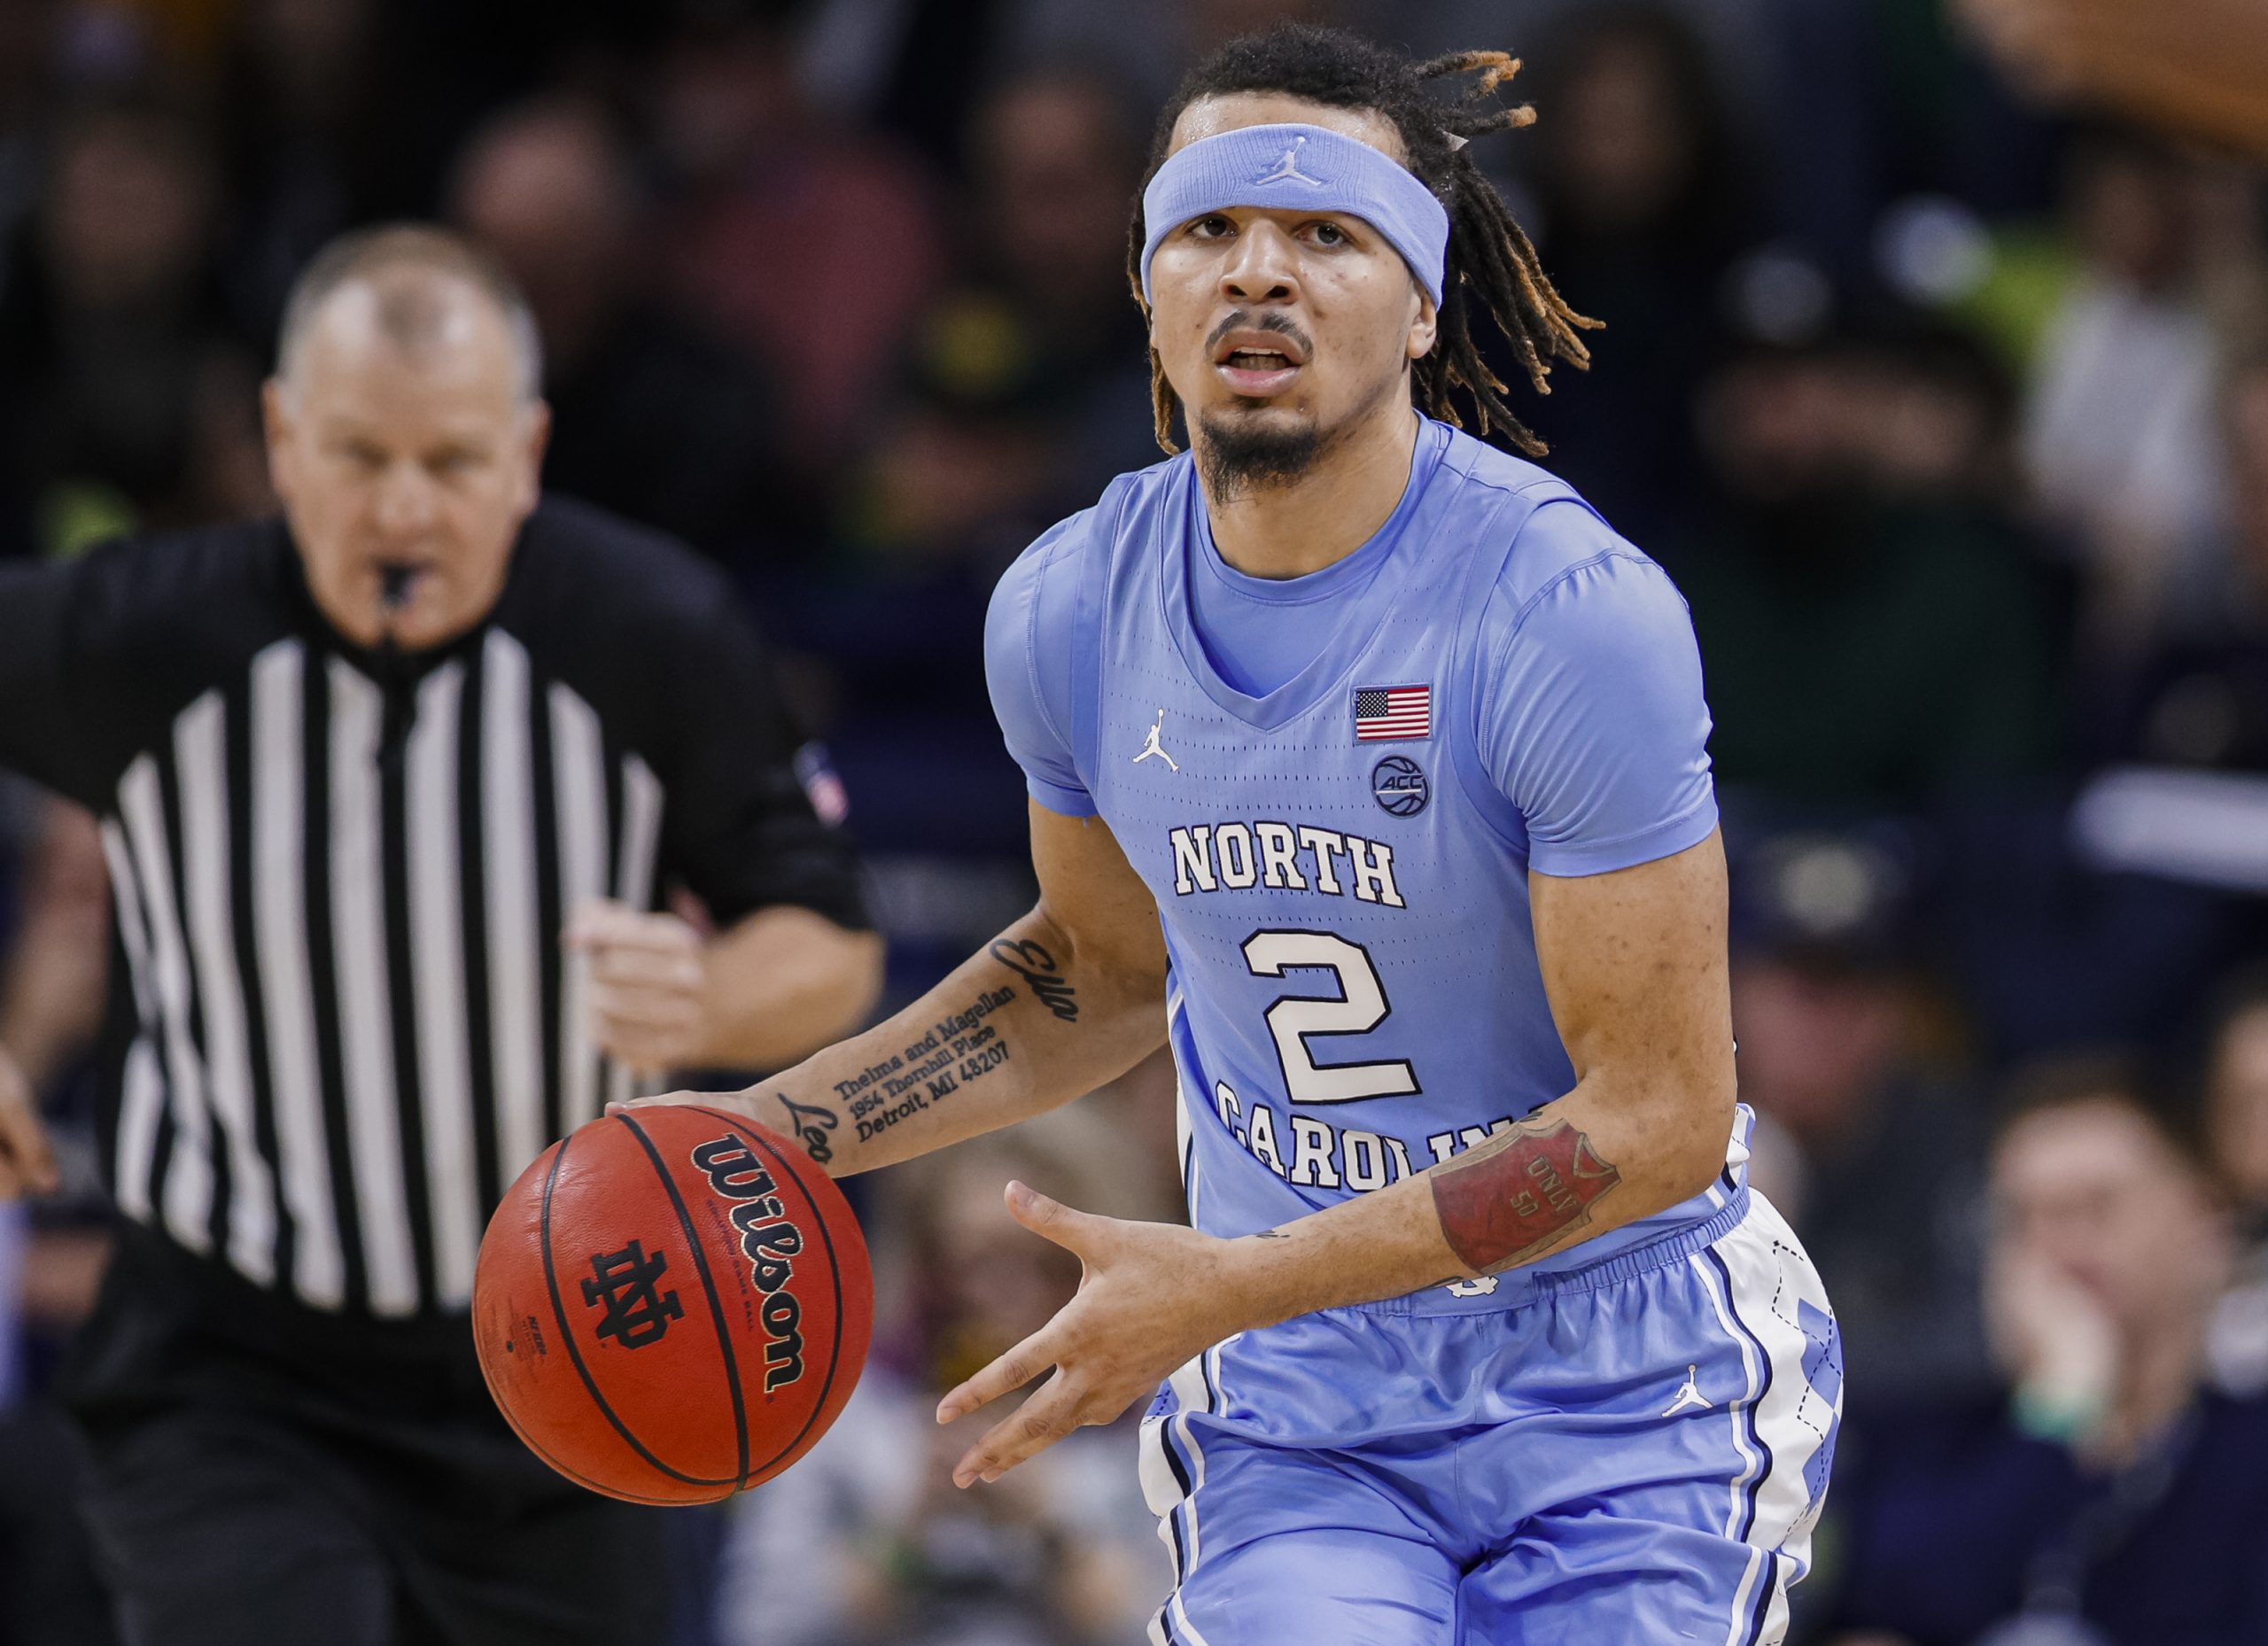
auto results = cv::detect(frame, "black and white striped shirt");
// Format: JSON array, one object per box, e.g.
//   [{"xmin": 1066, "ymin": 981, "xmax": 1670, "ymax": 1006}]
[{"xmin": 0, "ymin": 499, "xmax": 867, "ymax": 1320}]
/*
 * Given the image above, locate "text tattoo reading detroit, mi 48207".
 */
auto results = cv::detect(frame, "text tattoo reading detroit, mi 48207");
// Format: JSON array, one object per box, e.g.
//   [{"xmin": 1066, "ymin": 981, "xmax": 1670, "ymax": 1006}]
[{"xmin": 771, "ymin": 938, "xmax": 1082, "ymax": 1163}]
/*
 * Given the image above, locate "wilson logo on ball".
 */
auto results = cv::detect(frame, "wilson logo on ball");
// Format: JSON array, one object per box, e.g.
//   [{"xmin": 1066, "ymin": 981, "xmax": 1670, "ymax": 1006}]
[
  {"xmin": 580, "ymin": 1240, "xmax": 683, "ymax": 1349},
  {"xmin": 691, "ymin": 1136, "xmax": 809, "ymax": 1391}
]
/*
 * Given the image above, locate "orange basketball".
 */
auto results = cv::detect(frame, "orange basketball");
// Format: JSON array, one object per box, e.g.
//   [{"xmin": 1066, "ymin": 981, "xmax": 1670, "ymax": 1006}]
[{"xmin": 471, "ymin": 1104, "xmax": 872, "ymax": 1504}]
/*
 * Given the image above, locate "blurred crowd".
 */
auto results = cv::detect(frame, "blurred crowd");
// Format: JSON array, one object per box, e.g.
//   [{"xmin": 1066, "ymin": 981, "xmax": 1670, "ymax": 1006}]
[{"xmin": 4, "ymin": 0, "xmax": 2268, "ymax": 1643}]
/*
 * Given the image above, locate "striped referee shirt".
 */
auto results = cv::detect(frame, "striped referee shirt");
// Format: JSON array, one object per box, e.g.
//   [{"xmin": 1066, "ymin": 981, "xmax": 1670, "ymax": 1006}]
[{"xmin": 0, "ymin": 498, "xmax": 867, "ymax": 1320}]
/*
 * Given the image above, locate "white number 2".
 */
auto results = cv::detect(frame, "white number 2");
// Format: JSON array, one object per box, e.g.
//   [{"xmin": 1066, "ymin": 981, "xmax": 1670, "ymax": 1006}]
[{"xmin": 1239, "ymin": 931, "xmax": 1420, "ymax": 1105}]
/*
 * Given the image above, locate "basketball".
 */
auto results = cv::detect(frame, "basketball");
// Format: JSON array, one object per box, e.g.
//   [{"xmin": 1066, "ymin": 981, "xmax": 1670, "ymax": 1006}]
[{"xmin": 471, "ymin": 1105, "xmax": 872, "ymax": 1505}]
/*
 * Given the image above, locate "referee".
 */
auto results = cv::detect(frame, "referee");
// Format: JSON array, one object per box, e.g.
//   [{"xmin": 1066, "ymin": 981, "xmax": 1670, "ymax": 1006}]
[{"xmin": 0, "ymin": 226, "xmax": 882, "ymax": 1644}]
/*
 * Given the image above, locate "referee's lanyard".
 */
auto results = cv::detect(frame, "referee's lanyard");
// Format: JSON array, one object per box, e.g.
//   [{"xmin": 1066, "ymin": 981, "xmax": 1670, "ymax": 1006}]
[{"xmin": 1976, "ymin": 1404, "xmax": 2203, "ymax": 1646}]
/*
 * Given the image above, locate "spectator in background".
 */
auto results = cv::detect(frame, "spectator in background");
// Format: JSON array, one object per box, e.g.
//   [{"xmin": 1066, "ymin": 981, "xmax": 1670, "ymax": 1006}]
[
  {"xmin": 653, "ymin": 15, "xmax": 943, "ymax": 470},
  {"xmin": 0, "ymin": 96, "xmax": 257, "ymax": 555},
  {"xmin": 2021, "ymin": 132, "xmax": 2247, "ymax": 652},
  {"xmin": 1729, "ymin": 831, "xmax": 1992, "ymax": 1402},
  {"xmin": 0, "ymin": 795, "xmax": 117, "ymax": 1646},
  {"xmin": 214, "ymin": 0, "xmax": 442, "ymax": 344},
  {"xmin": 1826, "ymin": 1068, "xmax": 2268, "ymax": 1646},
  {"xmin": 927, "ymin": 62, "xmax": 1155, "ymax": 497},
  {"xmin": 0, "ymin": 801, "xmax": 108, "ymax": 1106},
  {"xmin": 998, "ymin": 0, "xmax": 1351, "ymax": 117},
  {"xmin": 450, "ymin": 95, "xmax": 789, "ymax": 565},
  {"xmin": 1678, "ymin": 329, "xmax": 2062, "ymax": 809},
  {"xmin": 2204, "ymin": 974, "xmax": 2268, "ymax": 1393},
  {"xmin": 715, "ymin": 1109, "xmax": 1172, "ymax": 1646},
  {"xmin": 2097, "ymin": 350, "xmax": 2268, "ymax": 772},
  {"xmin": 1847, "ymin": 322, "xmax": 2031, "ymax": 509},
  {"xmin": 1515, "ymin": 4, "xmax": 1750, "ymax": 546},
  {"xmin": 847, "ymin": 61, "xmax": 1153, "ymax": 566},
  {"xmin": 754, "ymin": 66, "xmax": 1161, "ymax": 998},
  {"xmin": 0, "ymin": 0, "xmax": 57, "ymax": 248}
]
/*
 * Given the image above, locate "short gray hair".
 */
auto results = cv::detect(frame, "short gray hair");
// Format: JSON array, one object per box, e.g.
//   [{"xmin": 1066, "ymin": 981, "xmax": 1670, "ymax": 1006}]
[{"xmin": 276, "ymin": 222, "xmax": 545, "ymax": 401}]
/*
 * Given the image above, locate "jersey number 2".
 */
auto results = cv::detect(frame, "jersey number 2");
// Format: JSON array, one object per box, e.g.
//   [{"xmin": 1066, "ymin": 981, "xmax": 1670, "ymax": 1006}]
[{"xmin": 1240, "ymin": 931, "xmax": 1420, "ymax": 1105}]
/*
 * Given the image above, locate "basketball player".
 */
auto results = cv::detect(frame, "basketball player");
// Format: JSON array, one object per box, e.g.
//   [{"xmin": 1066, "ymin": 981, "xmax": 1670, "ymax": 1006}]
[{"xmin": 637, "ymin": 27, "xmax": 1839, "ymax": 1642}]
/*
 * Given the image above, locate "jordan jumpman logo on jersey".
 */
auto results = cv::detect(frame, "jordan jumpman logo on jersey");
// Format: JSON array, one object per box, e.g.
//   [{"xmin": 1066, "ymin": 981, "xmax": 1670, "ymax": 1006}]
[{"xmin": 1133, "ymin": 708, "xmax": 1179, "ymax": 772}]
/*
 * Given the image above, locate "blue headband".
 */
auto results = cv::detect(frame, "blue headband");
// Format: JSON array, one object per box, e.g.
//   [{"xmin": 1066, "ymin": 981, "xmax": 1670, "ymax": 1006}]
[{"xmin": 1139, "ymin": 122, "xmax": 1449, "ymax": 309}]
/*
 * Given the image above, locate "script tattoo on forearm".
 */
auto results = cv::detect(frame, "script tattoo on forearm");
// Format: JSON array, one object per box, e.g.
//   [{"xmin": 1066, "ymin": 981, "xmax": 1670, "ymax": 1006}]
[
  {"xmin": 989, "ymin": 938, "xmax": 1079, "ymax": 1021},
  {"xmin": 827, "ymin": 985, "xmax": 1021, "ymax": 1146},
  {"xmin": 774, "ymin": 1093, "xmax": 838, "ymax": 1164},
  {"xmin": 1429, "ymin": 1116, "xmax": 1623, "ymax": 1273}
]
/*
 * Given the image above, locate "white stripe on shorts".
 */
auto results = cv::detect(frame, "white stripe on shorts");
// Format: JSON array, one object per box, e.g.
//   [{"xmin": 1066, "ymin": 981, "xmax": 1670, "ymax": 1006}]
[
  {"xmin": 1140, "ymin": 1340, "xmax": 1231, "ymax": 1646},
  {"xmin": 1700, "ymin": 1194, "xmax": 1840, "ymax": 1646}
]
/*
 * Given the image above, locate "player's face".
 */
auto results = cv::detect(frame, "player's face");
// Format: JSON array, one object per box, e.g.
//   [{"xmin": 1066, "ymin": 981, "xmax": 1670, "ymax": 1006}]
[
  {"xmin": 1149, "ymin": 95, "xmax": 1438, "ymax": 477},
  {"xmin": 264, "ymin": 278, "xmax": 549, "ymax": 651}
]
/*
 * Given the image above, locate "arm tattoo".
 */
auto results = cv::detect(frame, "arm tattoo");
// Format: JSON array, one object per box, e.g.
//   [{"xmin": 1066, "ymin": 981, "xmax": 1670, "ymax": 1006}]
[
  {"xmin": 1429, "ymin": 1116, "xmax": 1622, "ymax": 1273},
  {"xmin": 774, "ymin": 1092, "xmax": 838, "ymax": 1164},
  {"xmin": 838, "ymin": 992, "xmax": 1017, "ymax": 1145},
  {"xmin": 989, "ymin": 938, "xmax": 1079, "ymax": 1021}
]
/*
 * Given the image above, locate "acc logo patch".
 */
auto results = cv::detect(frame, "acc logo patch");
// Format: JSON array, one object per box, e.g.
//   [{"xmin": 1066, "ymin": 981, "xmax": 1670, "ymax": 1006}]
[{"xmin": 1371, "ymin": 755, "xmax": 1428, "ymax": 818}]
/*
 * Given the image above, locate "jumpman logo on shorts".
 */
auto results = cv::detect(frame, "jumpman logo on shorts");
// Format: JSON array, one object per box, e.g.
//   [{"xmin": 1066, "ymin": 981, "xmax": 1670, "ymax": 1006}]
[
  {"xmin": 1133, "ymin": 709, "xmax": 1180, "ymax": 772},
  {"xmin": 1662, "ymin": 1365, "xmax": 1712, "ymax": 1416},
  {"xmin": 1254, "ymin": 136, "xmax": 1327, "ymax": 188}
]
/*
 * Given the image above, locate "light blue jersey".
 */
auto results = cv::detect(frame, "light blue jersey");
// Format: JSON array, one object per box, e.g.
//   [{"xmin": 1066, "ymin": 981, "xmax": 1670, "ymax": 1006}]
[
  {"xmin": 984, "ymin": 418, "xmax": 1839, "ymax": 1644},
  {"xmin": 988, "ymin": 417, "xmax": 1727, "ymax": 1274}
]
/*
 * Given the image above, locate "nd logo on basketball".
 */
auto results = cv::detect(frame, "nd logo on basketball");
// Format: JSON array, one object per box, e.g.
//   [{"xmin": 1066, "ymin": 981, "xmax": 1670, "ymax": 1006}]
[
  {"xmin": 581, "ymin": 1239, "xmax": 683, "ymax": 1349},
  {"xmin": 690, "ymin": 1135, "xmax": 811, "ymax": 1391}
]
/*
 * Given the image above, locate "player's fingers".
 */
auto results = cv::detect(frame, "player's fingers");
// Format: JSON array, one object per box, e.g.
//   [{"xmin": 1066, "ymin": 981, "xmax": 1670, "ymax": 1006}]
[
  {"xmin": 936, "ymin": 1322, "xmax": 1064, "ymax": 1425},
  {"xmin": 1002, "ymin": 1180, "xmax": 1105, "ymax": 1257},
  {"xmin": 951, "ymin": 1371, "xmax": 1087, "ymax": 1487}
]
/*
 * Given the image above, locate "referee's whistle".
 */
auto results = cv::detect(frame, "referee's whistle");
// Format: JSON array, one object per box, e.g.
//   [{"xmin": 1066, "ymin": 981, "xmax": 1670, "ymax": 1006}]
[{"xmin": 378, "ymin": 563, "xmax": 416, "ymax": 612}]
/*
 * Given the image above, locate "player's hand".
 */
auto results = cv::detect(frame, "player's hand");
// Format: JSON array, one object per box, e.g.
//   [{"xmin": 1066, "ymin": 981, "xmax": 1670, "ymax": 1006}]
[
  {"xmin": 0, "ymin": 1046, "xmax": 59, "ymax": 1200},
  {"xmin": 935, "ymin": 1182, "xmax": 1248, "ymax": 1488},
  {"xmin": 567, "ymin": 898, "xmax": 712, "ymax": 1075}
]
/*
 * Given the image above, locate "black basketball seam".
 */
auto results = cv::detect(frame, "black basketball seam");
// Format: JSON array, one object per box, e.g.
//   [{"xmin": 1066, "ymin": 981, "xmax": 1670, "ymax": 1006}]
[
  {"xmin": 538, "ymin": 1130, "xmax": 736, "ymax": 1487},
  {"xmin": 694, "ymin": 1107, "xmax": 858, "ymax": 1479},
  {"xmin": 617, "ymin": 1109, "xmax": 754, "ymax": 1489}
]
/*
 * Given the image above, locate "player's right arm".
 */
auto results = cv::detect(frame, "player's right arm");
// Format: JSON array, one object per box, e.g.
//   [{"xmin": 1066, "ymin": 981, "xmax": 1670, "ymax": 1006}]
[{"xmin": 622, "ymin": 798, "xmax": 1168, "ymax": 1175}]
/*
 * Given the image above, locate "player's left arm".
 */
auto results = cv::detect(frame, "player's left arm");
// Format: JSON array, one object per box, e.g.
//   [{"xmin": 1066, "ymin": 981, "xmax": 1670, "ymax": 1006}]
[{"xmin": 937, "ymin": 829, "xmax": 1736, "ymax": 1486}]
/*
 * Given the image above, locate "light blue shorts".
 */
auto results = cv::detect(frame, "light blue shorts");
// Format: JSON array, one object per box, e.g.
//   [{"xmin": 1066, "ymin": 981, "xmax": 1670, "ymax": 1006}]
[{"xmin": 1138, "ymin": 1188, "xmax": 1840, "ymax": 1646}]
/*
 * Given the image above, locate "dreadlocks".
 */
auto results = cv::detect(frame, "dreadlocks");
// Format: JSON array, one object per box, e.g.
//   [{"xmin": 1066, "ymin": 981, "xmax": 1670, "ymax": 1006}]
[{"xmin": 1130, "ymin": 25, "xmax": 1599, "ymax": 457}]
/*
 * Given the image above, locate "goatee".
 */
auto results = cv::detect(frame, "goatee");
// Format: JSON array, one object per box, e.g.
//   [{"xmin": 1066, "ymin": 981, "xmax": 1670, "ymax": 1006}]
[{"xmin": 1194, "ymin": 413, "xmax": 1324, "ymax": 495}]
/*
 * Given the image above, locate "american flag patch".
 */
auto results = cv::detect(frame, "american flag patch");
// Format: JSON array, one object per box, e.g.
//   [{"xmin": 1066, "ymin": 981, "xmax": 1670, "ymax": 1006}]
[{"xmin": 1354, "ymin": 684, "xmax": 1431, "ymax": 741}]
